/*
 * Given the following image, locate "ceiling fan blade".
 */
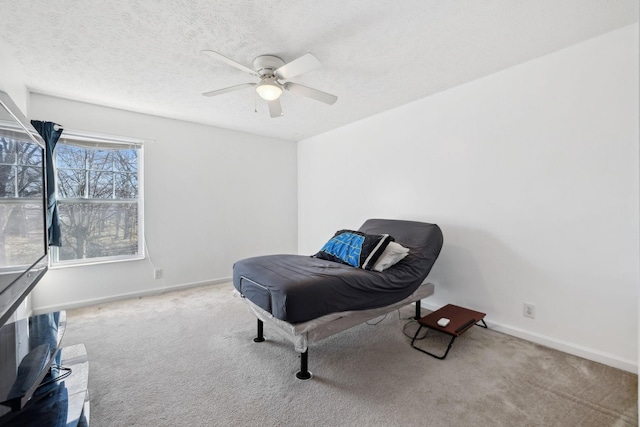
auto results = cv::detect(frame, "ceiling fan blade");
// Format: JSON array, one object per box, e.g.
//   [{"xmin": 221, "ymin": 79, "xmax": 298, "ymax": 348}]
[
  {"xmin": 201, "ymin": 50, "xmax": 259, "ymax": 76},
  {"xmin": 275, "ymin": 53, "xmax": 321, "ymax": 79},
  {"xmin": 284, "ymin": 82, "xmax": 337, "ymax": 105},
  {"xmin": 268, "ymin": 98, "xmax": 283, "ymax": 118},
  {"xmin": 202, "ymin": 83, "xmax": 256, "ymax": 97}
]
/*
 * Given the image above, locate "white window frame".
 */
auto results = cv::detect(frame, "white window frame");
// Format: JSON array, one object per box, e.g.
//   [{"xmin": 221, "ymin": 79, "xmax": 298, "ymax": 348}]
[{"xmin": 49, "ymin": 129, "xmax": 145, "ymax": 268}]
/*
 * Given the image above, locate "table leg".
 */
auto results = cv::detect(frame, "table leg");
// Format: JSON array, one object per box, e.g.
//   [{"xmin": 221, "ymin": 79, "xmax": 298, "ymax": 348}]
[{"xmin": 412, "ymin": 328, "xmax": 457, "ymax": 360}]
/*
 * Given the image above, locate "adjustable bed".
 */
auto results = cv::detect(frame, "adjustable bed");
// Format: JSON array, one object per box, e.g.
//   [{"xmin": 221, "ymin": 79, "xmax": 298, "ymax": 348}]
[{"xmin": 232, "ymin": 218, "xmax": 443, "ymax": 379}]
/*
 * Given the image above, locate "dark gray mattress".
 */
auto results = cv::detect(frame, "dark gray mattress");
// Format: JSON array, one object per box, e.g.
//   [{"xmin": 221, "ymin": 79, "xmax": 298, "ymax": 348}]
[{"xmin": 232, "ymin": 219, "xmax": 443, "ymax": 324}]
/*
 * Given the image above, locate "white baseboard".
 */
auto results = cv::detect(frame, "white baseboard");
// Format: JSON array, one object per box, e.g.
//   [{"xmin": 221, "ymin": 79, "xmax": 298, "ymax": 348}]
[
  {"xmin": 418, "ymin": 300, "xmax": 637, "ymax": 374},
  {"xmin": 32, "ymin": 277, "xmax": 232, "ymax": 315}
]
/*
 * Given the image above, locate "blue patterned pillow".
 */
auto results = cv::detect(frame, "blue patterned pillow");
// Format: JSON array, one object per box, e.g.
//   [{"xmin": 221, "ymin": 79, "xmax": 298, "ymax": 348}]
[{"xmin": 314, "ymin": 229, "xmax": 393, "ymax": 270}]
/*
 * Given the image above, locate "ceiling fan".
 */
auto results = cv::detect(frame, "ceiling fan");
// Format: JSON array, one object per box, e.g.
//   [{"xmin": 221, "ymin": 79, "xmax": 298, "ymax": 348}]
[{"xmin": 201, "ymin": 50, "xmax": 338, "ymax": 118}]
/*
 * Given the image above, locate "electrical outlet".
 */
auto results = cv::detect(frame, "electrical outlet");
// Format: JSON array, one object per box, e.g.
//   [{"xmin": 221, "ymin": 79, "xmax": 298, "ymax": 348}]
[
  {"xmin": 523, "ymin": 302, "xmax": 535, "ymax": 319},
  {"xmin": 154, "ymin": 269, "xmax": 163, "ymax": 279}
]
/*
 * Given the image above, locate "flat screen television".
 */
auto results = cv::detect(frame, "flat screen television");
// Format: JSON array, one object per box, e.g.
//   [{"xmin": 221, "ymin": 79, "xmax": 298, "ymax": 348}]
[{"xmin": 0, "ymin": 91, "xmax": 48, "ymax": 328}]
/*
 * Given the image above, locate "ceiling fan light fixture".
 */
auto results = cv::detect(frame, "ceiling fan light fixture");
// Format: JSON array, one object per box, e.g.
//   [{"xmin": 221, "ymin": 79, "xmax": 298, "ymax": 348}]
[{"xmin": 256, "ymin": 77, "xmax": 283, "ymax": 101}]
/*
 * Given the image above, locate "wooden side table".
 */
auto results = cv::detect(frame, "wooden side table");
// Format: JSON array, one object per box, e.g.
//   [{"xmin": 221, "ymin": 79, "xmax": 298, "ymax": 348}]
[{"xmin": 411, "ymin": 304, "xmax": 487, "ymax": 359}]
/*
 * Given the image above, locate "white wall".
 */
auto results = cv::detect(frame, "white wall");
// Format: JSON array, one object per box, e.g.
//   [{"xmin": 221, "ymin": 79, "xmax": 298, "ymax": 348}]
[
  {"xmin": 0, "ymin": 45, "xmax": 28, "ymax": 114},
  {"xmin": 298, "ymin": 25, "xmax": 639, "ymax": 371},
  {"xmin": 29, "ymin": 94, "xmax": 297, "ymax": 311}
]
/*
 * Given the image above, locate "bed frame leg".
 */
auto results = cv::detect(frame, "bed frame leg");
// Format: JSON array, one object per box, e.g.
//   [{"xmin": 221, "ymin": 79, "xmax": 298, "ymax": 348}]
[
  {"xmin": 415, "ymin": 300, "xmax": 422, "ymax": 320},
  {"xmin": 295, "ymin": 350, "xmax": 313, "ymax": 380},
  {"xmin": 253, "ymin": 319, "xmax": 265, "ymax": 343}
]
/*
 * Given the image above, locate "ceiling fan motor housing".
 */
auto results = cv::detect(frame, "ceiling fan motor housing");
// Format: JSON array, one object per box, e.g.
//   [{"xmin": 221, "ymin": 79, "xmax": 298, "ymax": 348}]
[{"xmin": 253, "ymin": 55, "xmax": 285, "ymax": 77}]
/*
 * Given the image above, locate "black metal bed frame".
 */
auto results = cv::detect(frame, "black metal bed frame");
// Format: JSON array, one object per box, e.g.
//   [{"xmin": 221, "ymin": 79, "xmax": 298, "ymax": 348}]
[{"xmin": 251, "ymin": 300, "xmax": 423, "ymax": 380}]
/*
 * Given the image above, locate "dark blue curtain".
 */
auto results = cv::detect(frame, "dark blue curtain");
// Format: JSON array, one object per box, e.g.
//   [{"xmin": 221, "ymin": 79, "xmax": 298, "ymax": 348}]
[{"xmin": 30, "ymin": 120, "xmax": 63, "ymax": 247}]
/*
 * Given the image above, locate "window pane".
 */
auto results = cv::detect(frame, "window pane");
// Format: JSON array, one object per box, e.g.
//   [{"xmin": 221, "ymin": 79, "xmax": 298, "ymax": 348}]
[
  {"xmin": 56, "ymin": 202, "xmax": 139, "ymax": 261},
  {"xmin": 58, "ymin": 169, "xmax": 86, "ymax": 198},
  {"xmin": 0, "ymin": 139, "xmax": 16, "ymax": 164},
  {"xmin": 17, "ymin": 166, "xmax": 43, "ymax": 197},
  {"xmin": 17, "ymin": 144, "xmax": 42, "ymax": 166},
  {"xmin": 0, "ymin": 202, "xmax": 46, "ymax": 266},
  {"xmin": 0, "ymin": 165, "xmax": 15, "ymax": 197},
  {"xmin": 56, "ymin": 145, "xmax": 86, "ymax": 169},
  {"xmin": 91, "ymin": 150, "xmax": 113, "ymax": 171},
  {"xmin": 114, "ymin": 173, "xmax": 137, "ymax": 198},
  {"xmin": 114, "ymin": 150, "xmax": 137, "ymax": 172},
  {"xmin": 89, "ymin": 170, "xmax": 113, "ymax": 199}
]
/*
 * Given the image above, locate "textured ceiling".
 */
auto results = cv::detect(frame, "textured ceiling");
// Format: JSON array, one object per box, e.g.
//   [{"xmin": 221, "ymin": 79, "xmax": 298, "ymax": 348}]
[{"xmin": 0, "ymin": 1, "xmax": 637, "ymax": 141}]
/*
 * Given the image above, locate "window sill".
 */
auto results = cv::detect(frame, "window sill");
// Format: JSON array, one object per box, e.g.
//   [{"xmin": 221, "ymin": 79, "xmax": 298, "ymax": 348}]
[{"xmin": 49, "ymin": 254, "xmax": 145, "ymax": 270}]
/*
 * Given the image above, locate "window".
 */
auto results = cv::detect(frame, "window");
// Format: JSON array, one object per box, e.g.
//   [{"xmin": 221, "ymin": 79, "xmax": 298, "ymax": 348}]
[
  {"xmin": 50, "ymin": 131, "xmax": 144, "ymax": 266},
  {"xmin": 0, "ymin": 133, "xmax": 45, "ymax": 266}
]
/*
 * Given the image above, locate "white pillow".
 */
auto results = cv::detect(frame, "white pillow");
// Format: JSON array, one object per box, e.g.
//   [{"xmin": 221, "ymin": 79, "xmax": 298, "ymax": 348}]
[{"xmin": 372, "ymin": 241, "xmax": 410, "ymax": 272}]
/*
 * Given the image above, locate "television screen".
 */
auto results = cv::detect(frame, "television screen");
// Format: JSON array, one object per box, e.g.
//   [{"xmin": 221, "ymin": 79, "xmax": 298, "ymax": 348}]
[{"xmin": 0, "ymin": 92, "xmax": 48, "ymax": 327}]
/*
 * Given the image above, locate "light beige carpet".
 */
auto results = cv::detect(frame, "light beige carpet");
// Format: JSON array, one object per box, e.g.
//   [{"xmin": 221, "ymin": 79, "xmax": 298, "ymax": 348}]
[{"xmin": 61, "ymin": 283, "xmax": 638, "ymax": 427}]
